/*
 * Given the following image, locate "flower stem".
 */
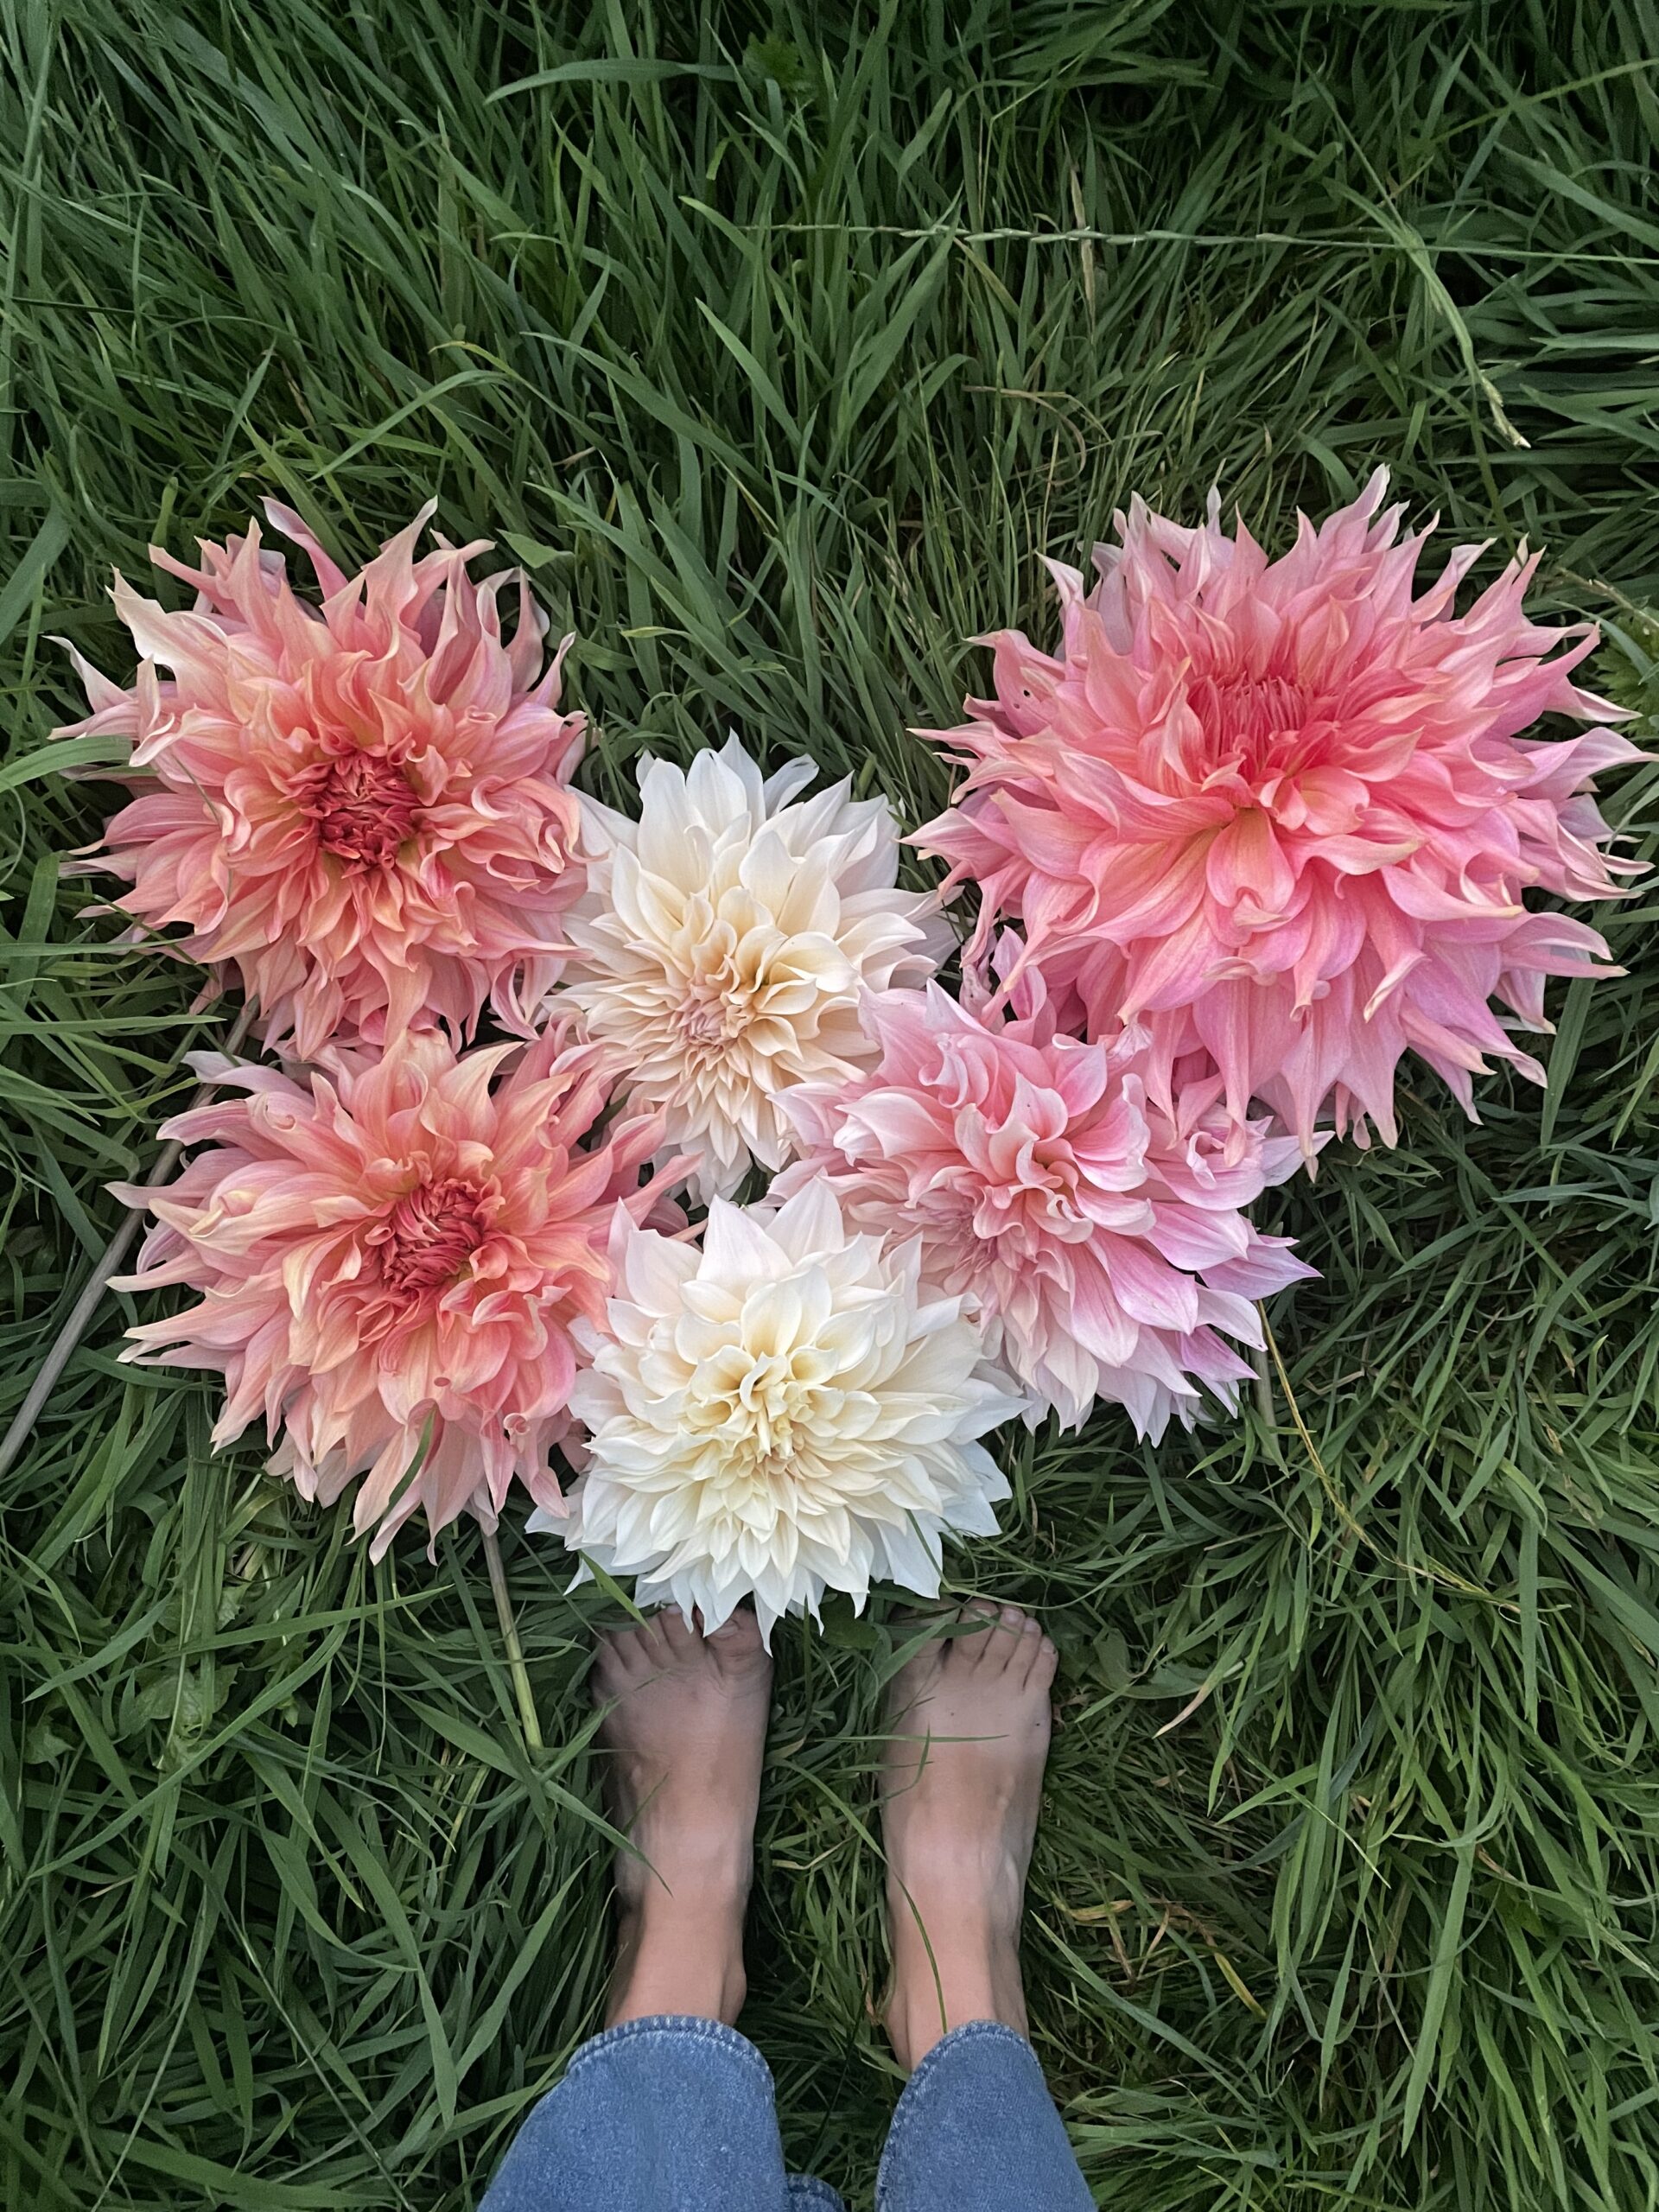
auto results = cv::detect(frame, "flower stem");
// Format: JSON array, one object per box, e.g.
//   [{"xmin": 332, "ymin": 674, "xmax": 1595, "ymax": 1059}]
[
  {"xmin": 481, "ymin": 1522, "xmax": 543, "ymax": 1755},
  {"xmin": 0, "ymin": 999, "xmax": 256, "ymax": 1484},
  {"xmin": 1252, "ymin": 1344, "xmax": 1276, "ymax": 1427},
  {"xmin": 1252, "ymin": 1313, "xmax": 1282, "ymax": 1462}
]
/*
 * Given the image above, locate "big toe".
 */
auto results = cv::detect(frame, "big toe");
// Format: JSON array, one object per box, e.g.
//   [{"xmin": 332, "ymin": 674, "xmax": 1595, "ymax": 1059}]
[
  {"xmin": 707, "ymin": 1607, "xmax": 768, "ymax": 1673},
  {"xmin": 943, "ymin": 1599, "xmax": 1027, "ymax": 1678}
]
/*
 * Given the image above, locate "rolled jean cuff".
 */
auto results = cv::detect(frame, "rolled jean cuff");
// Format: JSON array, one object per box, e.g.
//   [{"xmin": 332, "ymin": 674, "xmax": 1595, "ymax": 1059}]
[
  {"xmin": 563, "ymin": 2010, "xmax": 775, "ymax": 2084},
  {"xmin": 876, "ymin": 2021, "xmax": 1093, "ymax": 2211},
  {"xmin": 786, "ymin": 2179, "xmax": 847, "ymax": 2209},
  {"xmin": 479, "ymin": 2012, "xmax": 802, "ymax": 2212}
]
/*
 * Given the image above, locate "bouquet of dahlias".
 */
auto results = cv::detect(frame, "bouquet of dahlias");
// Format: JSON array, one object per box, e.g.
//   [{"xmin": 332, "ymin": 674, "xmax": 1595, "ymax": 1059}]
[{"xmin": 20, "ymin": 474, "xmax": 1637, "ymax": 1662}]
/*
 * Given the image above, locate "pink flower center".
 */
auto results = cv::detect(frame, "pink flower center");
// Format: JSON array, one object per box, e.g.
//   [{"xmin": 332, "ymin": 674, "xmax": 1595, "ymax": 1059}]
[
  {"xmin": 375, "ymin": 1178, "xmax": 487, "ymax": 1294},
  {"xmin": 295, "ymin": 751, "xmax": 422, "ymax": 868},
  {"xmin": 978, "ymin": 1142, "xmax": 1086, "ymax": 1246},
  {"xmin": 1187, "ymin": 672, "xmax": 1313, "ymax": 779}
]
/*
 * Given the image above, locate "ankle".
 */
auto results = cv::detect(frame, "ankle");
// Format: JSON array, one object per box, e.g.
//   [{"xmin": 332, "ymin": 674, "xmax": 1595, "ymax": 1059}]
[
  {"xmin": 889, "ymin": 1980, "xmax": 1000, "ymax": 2070},
  {"xmin": 886, "ymin": 1892, "xmax": 1027, "ymax": 2069},
  {"xmin": 608, "ymin": 1889, "xmax": 749, "ymax": 2028}
]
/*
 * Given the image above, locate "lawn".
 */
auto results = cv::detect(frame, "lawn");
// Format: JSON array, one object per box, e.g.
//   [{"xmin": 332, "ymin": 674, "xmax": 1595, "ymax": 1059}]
[{"xmin": 3, "ymin": 3, "xmax": 1659, "ymax": 2206}]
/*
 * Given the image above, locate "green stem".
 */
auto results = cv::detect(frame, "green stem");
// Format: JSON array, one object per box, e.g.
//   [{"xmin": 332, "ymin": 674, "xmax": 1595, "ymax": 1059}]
[
  {"xmin": 1252, "ymin": 1308, "xmax": 1281, "ymax": 1456},
  {"xmin": 481, "ymin": 1522, "xmax": 543, "ymax": 1755}
]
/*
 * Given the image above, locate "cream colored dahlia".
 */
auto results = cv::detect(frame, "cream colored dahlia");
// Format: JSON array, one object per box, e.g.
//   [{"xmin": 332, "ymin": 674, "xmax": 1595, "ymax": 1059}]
[
  {"xmin": 535, "ymin": 1182, "xmax": 1024, "ymax": 1640},
  {"xmin": 550, "ymin": 735, "xmax": 951, "ymax": 1204}
]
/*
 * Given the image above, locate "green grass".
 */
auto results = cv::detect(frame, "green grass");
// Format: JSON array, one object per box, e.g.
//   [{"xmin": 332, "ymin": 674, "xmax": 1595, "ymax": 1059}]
[{"xmin": 3, "ymin": 2, "xmax": 1659, "ymax": 2204}]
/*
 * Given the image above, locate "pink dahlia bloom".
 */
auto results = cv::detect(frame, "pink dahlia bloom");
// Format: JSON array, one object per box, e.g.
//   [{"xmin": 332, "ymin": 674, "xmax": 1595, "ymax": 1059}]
[
  {"xmin": 773, "ymin": 982, "xmax": 1313, "ymax": 1438},
  {"xmin": 113, "ymin": 1027, "xmax": 671, "ymax": 1557},
  {"xmin": 58, "ymin": 503, "xmax": 588, "ymax": 1057},
  {"xmin": 914, "ymin": 472, "xmax": 1643, "ymax": 1154}
]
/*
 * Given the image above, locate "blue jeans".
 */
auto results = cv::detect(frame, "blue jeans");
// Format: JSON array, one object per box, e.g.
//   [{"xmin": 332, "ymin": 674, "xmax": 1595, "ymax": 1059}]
[{"xmin": 480, "ymin": 2013, "xmax": 1094, "ymax": 2209}]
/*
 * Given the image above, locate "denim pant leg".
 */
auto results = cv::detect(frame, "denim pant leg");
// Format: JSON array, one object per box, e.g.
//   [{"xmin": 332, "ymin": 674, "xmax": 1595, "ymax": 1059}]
[
  {"xmin": 876, "ymin": 2023, "xmax": 1093, "ymax": 2211},
  {"xmin": 478, "ymin": 2015, "xmax": 843, "ymax": 2212}
]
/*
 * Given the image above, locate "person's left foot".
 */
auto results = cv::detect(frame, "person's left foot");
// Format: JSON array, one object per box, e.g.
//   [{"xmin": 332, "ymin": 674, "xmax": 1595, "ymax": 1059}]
[
  {"xmin": 594, "ymin": 1607, "xmax": 772, "ymax": 2026},
  {"xmin": 880, "ymin": 1601, "xmax": 1058, "ymax": 2069}
]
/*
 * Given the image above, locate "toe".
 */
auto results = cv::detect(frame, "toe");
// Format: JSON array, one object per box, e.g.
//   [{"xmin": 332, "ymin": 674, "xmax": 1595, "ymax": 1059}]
[
  {"xmin": 950, "ymin": 1597, "xmax": 1001, "ymax": 1667},
  {"xmin": 976, "ymin": 1603, "xmax": 1029, "ymax": 1671},
  {"xmin": 706, "ymin": 1602, "xmax": 755, "ymax": 1640},
  {"xmin": 656, "ymin": 1604, "xmax": 698, "ymax": 1654},
  {"xmin": 708, "ymin": 1605, "xmax": 765, "ymax": 1665},
  {"xmin": 594, "ymin": 1624, "xmax": 646, "ymax": 1680},
  {"xmin": 632, "ymin": 1611, "xmax": 678, "ymax": 1669},
  {"xmin": 1027, "ymin": 1635, "xmax": 1059, "ymax": 1694}
]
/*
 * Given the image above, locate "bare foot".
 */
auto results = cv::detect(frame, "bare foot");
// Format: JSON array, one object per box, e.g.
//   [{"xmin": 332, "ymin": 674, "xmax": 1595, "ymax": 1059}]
[
  {"xmin": 592, "ymin": 1606, "xmax": 772, "ymax": 2027},
  {"xmin": 881, "ymin": 1600, "xmax": 1058, "ymax": 2070}
]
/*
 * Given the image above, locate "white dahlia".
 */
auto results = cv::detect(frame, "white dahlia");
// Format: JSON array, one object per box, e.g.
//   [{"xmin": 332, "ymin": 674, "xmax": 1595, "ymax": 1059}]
[
  {"xmin": 535, "ymin": 1181, "xmax": 1025, "ymax": 1641},
  {"xmin": 550, "ymin": 734, "xmax": 951, "ymax": 1204}
]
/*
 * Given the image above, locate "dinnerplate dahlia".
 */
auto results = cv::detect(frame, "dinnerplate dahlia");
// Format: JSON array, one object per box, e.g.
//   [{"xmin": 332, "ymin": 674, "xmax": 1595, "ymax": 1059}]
[
  {"xmin": 114, "ymin": 1027, "xmax": 671, "ymax": 1556},
  {"xmin": 915, "ymin": 471, "xmax": 1643, "ymax": 1154},
  {"xmin": 776, "ymin": 983, "xmax": 1311, "ymax": 1436},
  {"xmin": 551, "ymin": 734, "xmax": 951, "ymax": 1204},
  {"xmin": 59, "ymin": 503, "xmax": 588, "ymax": 1057},
  {"xmin": 540, "ymin": 1181, "xmax": 1025, "ymax": 1640}
]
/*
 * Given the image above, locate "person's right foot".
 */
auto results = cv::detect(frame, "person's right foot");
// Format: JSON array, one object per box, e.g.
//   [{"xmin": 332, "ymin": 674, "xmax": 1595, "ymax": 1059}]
[
  {"xmin": 880, "ymin": 1601, "xmax": 1058, "ymax": 2071},
  {"xmin": 593, "ymin": 1606, "xmax": 772, "ymax": 2027}
]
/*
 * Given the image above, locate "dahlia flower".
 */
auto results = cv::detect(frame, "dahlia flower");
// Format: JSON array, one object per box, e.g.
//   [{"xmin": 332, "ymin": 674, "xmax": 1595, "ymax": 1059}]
[
  {"xmin": 914, "ymin": 471, "xmax": 1643, "ymax": 1154},
  {"xmin": 551, "ymin": 734, "xmax": 951, "ymax": 1205},
  {"xmin": 537, "ymin": 1181, "xmax": 1024, "ymax": 1641},
  {"xmin": 774, "ymin": 982, "xmax": 1311, "ymax": 1436},
  {"xmin": 59, "ymin": 503, "xmax": 587, "ymax": 1057},
  {"xmin": 114, "ymin": 1026, "xmax": 671, "ymax": 1558}
]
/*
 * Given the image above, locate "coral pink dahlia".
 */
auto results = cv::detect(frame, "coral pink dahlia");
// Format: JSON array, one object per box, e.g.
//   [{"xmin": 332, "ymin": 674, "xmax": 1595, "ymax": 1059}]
[
  {"xmin": 914, "ymin": 472, "xmax": 1643, "ymax": 1154},
  {"xmin": 113, "ymin": 1027, "xmax": 671, "ymax": 1557},
  {"xmin": 58, "ymin": 503, "xmax": 588, "ymax": 1057},
  {"xmin": 775, "ymin": 982, "xmax": 1313, "ymax": 1438}
]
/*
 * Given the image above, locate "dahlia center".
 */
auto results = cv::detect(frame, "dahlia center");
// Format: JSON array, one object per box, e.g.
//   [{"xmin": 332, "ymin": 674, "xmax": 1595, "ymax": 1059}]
[
  {"xmin": 704, "ymin": 1348, "xmax": 830, "ymax": 1482},
  {"xmin": 1187, "ymin": 671, "xmax": 1313, "ymax": 779},
  {"xmin": 296, "ymin": 750, "xmax": 422, "ymax": 868},
  {"xmin": 1025, "ymin": 1139, "xmax": 1081, "ymax": 1200},
  {"xmin": 674, "ymin": 976, "xmax": 750, "ymax": 1052},
  {"xmin": 376, "ymin": 1178, "xmax": 488, "ymax": 1294}
]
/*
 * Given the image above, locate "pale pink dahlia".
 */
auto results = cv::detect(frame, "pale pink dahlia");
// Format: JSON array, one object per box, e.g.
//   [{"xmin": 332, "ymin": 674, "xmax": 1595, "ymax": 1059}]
[
  {"xmin": 774, "ymin": 983, "xmax": 1313, "ymax": 1438},
  {"xmin": 113, "ymin": 1027, "xmax": 671, "ymax": 1557},
  {"xmin": 914, "ymin": 472, "xmax": 1643, "ymax": 1153},
  {"xmin": 58, "ymin": 504, "xmax": 588, "ymax": 1057}
]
